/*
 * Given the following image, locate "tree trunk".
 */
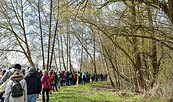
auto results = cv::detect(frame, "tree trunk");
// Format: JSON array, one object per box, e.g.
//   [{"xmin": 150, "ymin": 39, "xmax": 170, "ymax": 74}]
[
  {"xmin": 168, "ymin": 0, "xmax": 173, "ymax": 24},
  {"xmin": 61, "ymin": 35, "xmax": 66, "ymax": 71},
  {"xmin": 66, "ymin": 21, "xmax": 70, "ymax": 71},
  {"xmin": 38, "ymin": 0, "xmax": 45, "ymax": 69},
  {"xmin": 54, "ymin": 52, "xmax": 58, "ymax": 72},
  {"xmin": 93, "ymin": 29, "xmax": 97, "ymax": 74},
  {"xmin": 49, "ymin": 19, "xmax": 58, "ymax": 70},
  {"xmin": 57, "ymin": 35, "xmax": 62, "ymax": 71},
  {"xmin": 47, "ymin": 0, "xmax": 53, "ymax": 70},
  {"xmin": 131, "ymin": 0, "xmax": 145, "ymax": 91},
  {"xmin": 80, "ymin": 26, "xmax": 84, "ymax": 72},
  {"xmin": 21, "ymin": 0, "xmax": 35, "ymax": 67},
  {"xmin": 102, "ymin": 48, "xmax": 115, "ymax": 87},
  {"xmin": 147, "ymin": 8, "xmax": 159, "ymax": 88}
]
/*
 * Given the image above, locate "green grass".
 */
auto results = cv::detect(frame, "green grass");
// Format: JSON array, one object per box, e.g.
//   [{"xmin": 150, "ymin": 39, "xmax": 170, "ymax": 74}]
[{"xmin": 49, "ymin": 82, "xmax": 163, "ymax": 102}]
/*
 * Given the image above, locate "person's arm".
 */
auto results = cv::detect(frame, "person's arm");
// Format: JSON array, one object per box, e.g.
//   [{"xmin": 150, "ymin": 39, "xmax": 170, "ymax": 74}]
[
  {"xmin": 1, "ymin": 68, "xmax": 16, "ymax": 84},
  {"xmin": 23, "ymin": 80, "xmax": 27, "ymax": 102},
  {"xmin": 37, "ymin": 76, "xmax": 42, "ymax": 94},
  {"xmin": 1, "ymin": 71, "xmax": 10, "ymax": 83},
  {"xmin": 4, "ymin": 80, "xmax": 12, "ymax": 102}
]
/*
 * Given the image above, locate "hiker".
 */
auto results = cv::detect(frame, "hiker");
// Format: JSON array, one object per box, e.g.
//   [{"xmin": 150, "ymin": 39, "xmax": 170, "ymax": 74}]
[
  {"xmin": 79, "ymin": 71, "xmax": 82, "ymax": 84},
  {"xmin": 91, "ymin": 73, "xmax": 95, "ymax": 83},
  {"xmin": 57, "ymin": 72, "xmax": 61, "ymax": 89},
  {"xmin": 100, "ymin": 73, "xmax": 104, "ymax": 81},
  {"xmin": 49, "ymin": 70, "xmax": 55, "ymax": 93},
  {"xmin": 53, "ymin": 71, "xmax": 58, "ymax": 91},
  {"xmin": 4, "ymin": 71, "xmax": 27, "ymax": 102},
  {"xmin": 82, "ymin": 72, "xmax": 87, "ymax": 84},
  {"xmin": 69, "ymin": 71, "xmax": 72, "ymax": 85},
  {"xmin": 24, "ymin": 68, "xmax": 42, "ymax": 102},
  {"xmin": 65, "ymin": 71, "xmax": 70, "ymax": 86},
  {"xmin": 0, "ymin": 64, "xmax": 22, "ymax": 102},
  {"xmin": 41, "ymin": 70, "xmax": 51, "ymax": 102},
  {"xmin": 72, "ymin": 71, "xmax": 77, "ymax": 85},
  {"xmin": 61, "ymin": 71, "xmax": 65, "ymax": 86}
]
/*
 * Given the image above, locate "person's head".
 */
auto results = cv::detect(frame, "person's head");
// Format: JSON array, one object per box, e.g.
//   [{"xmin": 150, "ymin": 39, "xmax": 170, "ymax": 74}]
[
  {"xmin": 38, "ymin": 70, "xmax": 42, "ymax": 75},
  {"xmin": 13, "ymin": 64, "xmax": 21, "ymax": 70},
  {"xmin": 22, "ymin": 69, "xmax": 25, "ymax": 75},
  {"xmin": 37, "ymin": 68, "xmax": 39, "ymax": 71},
  {"xmin": 43, "ymin": 70, "xmax": 48, "ymax": 75},
  {"xmin": 49, "ymin": 71, "xmax": 53, "ymax": 75},
  {"xmin": 29, "ymin": 67, "xmax": 36, "ymax": 73}
]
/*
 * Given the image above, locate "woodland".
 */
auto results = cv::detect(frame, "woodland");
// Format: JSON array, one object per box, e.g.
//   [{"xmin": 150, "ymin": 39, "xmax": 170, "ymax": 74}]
[{"xmin": 0, "ymin": 0, "xmax": 173, "ymax": 100}]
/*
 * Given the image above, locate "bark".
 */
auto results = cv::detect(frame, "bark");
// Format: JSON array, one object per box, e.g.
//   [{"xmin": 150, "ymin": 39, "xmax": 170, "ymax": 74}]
[
  {"xmin": 38, "ymin": 0, "xmax": 45, "ymax": 69},
  {"xmin": 93, "ymin": 30, "xmax": 97, "ymax": 74},
  {"xmin": 57, "ymin": 0, "xmax": 61, "ymax": 71},
  {"xmin": 80, "ymin": 28, "xmax": 84, "ymax": 72},
  {"xmin": 104, "ymin": 47, "xmax": 119, "ymax": 88},
  {"xmin": 54, "ymin": 52, "xmax": 58, "ymax": 72},
  {"xmin": 61, "ymin": 35, "xmax": 66, "ymax": 71},
  {"xmin": 47, "ymin": 0, "xmax": 53, "ymax": 70},
  {"xmin": 104, "ymin": 56, "xmax": 115, "ymax": 87},
  {"xmin": 131, "ymin": 0, "xmax": 145, "ymax": 90},
  {"xmin": 49, "ymin": 19, "xmax": 58, "ymax": 70},
  {"xmin": 101, "ymin": 45, "xmax": 115, "ymax": 87},
  {"xmin": 147, "ymin": 8, "xmax": 159, "ymax": 88},
  {"xmin": 66, "ymin": 21, "xmax": 70, "ymax": 71},
  {"xmin": 57, "ymin": 35, "xmax": 62, "ymax": 71},
  {"xmin": 168, "ymin": 0, "xmax": 173, "ymax": 24}
]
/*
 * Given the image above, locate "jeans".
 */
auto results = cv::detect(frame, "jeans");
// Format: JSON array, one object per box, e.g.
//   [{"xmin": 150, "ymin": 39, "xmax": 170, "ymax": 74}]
[
  {"xmin": 27, "ymin": 94, "xmax": 38, "ymax": 102},
  {"xmin": 66, "ymin": 78, "xmax": 69, "ymax": 86},
  {"xmin": 51, "ymin": 84, "xmax": 55, "ymax": 91},
  {"xmin": 1, "ymin": 97, "xmax": 4, "ymax": 102}
]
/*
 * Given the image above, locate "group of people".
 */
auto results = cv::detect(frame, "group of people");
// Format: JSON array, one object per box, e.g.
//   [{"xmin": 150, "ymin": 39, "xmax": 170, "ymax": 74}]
[
  {"xmin": 0, "ymin": 64, "xmax": 108, "ymax": 102},
  {"xmin": 58, "ymin": 71, "xmax": 108, "ymax": 86},
  {"xmin": 0, "ymin": 64, "xmax": 50, "ymax": 102}
]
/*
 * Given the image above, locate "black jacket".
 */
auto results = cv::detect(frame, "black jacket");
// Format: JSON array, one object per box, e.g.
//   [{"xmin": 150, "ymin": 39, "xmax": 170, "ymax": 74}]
[{"xmin": 24, "ymin": 71, "xmax": 42, "ymax": 95}]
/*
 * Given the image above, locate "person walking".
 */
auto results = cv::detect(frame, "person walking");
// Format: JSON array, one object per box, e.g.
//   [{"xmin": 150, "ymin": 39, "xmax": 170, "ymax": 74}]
[
  {"xmin": 0, "ymin": 64, "xmax": 23, "ymax": 102},
  {"xmin": 49, "ymin": 71, "xmax": 55, "ymax": 93},
  {"xmin": 4, "ymin": 71, "xmax": 27, "ymax": 102},
  {"xmin": 24, "ymin": 68, "xmax": 42, "ymax": 102},
  {"xmin": 41, "ymin": 70, "xmax": 51, "ymax": 102}
]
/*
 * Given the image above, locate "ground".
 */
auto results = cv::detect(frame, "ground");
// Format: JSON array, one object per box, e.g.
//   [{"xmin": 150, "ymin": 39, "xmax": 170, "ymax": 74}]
[{"xmin": 37, "ymin": 82, "xmax": 165, "ymax": 102}]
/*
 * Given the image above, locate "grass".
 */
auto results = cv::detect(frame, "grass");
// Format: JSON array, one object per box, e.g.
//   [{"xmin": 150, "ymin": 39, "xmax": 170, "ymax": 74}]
[{"xmin": 49, "ymin": 82, "xmax": 163, "ymax": 102}]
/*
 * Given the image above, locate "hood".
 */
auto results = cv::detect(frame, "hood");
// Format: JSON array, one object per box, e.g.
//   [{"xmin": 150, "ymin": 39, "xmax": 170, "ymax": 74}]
[
  {"xmin": 10, "ymin": 72, "xmax": 23, "ymax": 81},
  {"xmin": 27, "ymin": 72, "xmax": 37, "ymax": 77}
]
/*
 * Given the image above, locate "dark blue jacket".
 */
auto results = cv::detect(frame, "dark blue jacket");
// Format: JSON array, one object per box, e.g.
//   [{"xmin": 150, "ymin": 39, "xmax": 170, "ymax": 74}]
[{"xmin": 24, "ymin": 72, "xmax": 42, "ymax": 95}]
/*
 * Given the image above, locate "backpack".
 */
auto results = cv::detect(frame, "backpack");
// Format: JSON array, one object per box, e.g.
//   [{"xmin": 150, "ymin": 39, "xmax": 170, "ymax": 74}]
[
  {"xmin": 11, "ymin": 80, "xmax": 23, "ymax": 97},
  {"xmin": 72, "ymin": 73, "xmax": 77, "ymax": 80}
]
